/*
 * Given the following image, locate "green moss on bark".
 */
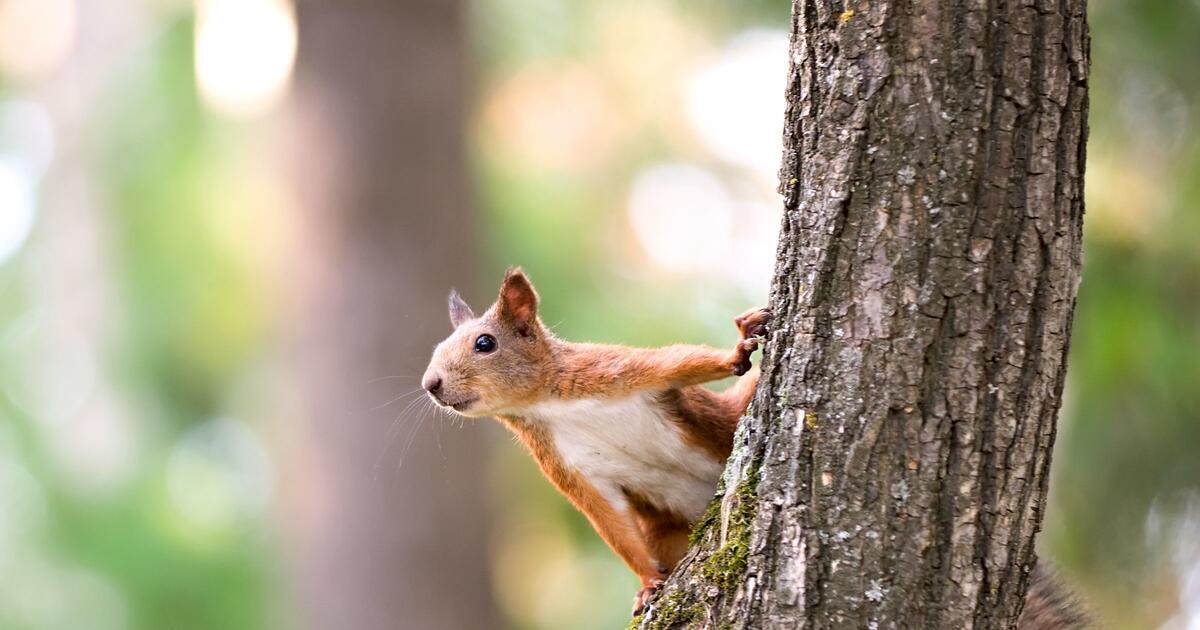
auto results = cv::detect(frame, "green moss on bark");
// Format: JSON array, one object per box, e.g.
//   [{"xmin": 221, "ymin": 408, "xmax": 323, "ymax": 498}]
[
  {"xmin": 638, "ymin": 459, "xmax": 762, "ymax": 628},
  {"xmin": 689, "ymin": 497, "xmax": 723, "ymax": 545},
  {"xmin": 628, "ymin": 590, "xmax": 703, "ymax": 630},
  {"xmin": 698, "ymin": 466, "xmax": 759, "ymax": 591}
]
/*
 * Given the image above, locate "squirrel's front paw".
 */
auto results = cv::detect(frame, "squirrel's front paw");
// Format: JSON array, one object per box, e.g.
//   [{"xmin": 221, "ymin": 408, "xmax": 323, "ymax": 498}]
[
  {"xmin": 735, "ymin": 307, "xmax": 772, "ymax": 340},
  {"xmin": 730, "ymin": 308, "xmax": 772, "ymax": 375},
  {"xmin": 631, "ymin": 580, "xmax": 664, "ymax": 617}
]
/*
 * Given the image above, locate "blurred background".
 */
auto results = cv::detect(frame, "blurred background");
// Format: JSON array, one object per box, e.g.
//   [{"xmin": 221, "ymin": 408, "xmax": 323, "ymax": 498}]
[{"xmin": 0, "ymin": 0, "xmax": 1196, "ymax": 628}]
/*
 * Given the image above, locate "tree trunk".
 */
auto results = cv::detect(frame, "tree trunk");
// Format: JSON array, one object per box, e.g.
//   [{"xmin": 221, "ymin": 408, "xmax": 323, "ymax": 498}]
[
  {"xmin": 639, "ymin": 0, "xmax": 1088, "ymax": 628},
  {"xmin": 280, "ymin": 2, "xmax": 500, "ymax": 629}
]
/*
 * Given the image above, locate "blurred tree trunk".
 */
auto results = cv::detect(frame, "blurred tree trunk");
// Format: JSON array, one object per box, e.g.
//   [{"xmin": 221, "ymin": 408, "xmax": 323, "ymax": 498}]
[
  {"xmin": 281, "ymin": 2, "xmax": 500, "ymax": 630},
  {"xmin": 640, "ymin": 0, "xmax": 1088, "ymax": 628}
]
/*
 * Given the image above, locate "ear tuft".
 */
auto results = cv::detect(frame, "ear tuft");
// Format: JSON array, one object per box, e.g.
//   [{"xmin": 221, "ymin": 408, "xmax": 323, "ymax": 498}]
[
  {"xmin": 497, "ymin": 267, "xmax": 539, "ymax": 336},
  {"xmin": 448, "ymin": 289, "xmax": 476, "ymax": 328}
]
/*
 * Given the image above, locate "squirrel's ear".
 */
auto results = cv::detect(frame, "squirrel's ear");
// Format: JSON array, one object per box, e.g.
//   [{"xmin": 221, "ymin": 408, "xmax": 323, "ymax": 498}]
[
  {"xmin": 448, "ymin": 289, "xmax": 475, "ymax": 328},
  {"xmin": 497, "ymin": 267, "xmax": 539, "ymax": 336}
]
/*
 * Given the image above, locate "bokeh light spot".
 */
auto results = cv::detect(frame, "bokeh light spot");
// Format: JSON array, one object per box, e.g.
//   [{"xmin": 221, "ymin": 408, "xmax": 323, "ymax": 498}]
[
  {"xmin": 52, "ymin": 395, "xmax": 140, "ymax": 496},
  {"xmin": 627, "ymin": 163, "xmax": 734, "ymax": 273},
  {"xmin": 195, "ymin": 0, "xmax": 297, "ymax": 116},
  {"xmin": 481, "ymin": 63, "xmax": 619, "ymax": 172},
  {"xmin": 686, "ymin": 29, "xmax": 789, "ymax": 178},
  {"xmin": 0, "ymin": 310, "xmax": 97, "ymax": 424},
  {"xmin": 0, "ymin": 0, "xmax": 76, "ymax": 80},
  {"xmin": 0, "ymin": 100, "xmax": 56, "ymax": 177},
  {"xmin": 0, "ymin": 458, "xmax": 47, "ymax": 574},
  {"xmin": 0, "ymin": 159, "xmax": 36, "ymax": 266},
  {"xmin": 166, "ymin": 418, "xmax": 273, "ymax": 535}
]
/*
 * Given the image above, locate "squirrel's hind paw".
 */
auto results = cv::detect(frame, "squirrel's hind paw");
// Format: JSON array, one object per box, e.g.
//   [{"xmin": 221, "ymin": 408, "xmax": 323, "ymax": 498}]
[{"xmin": 631, "ymin": 580, "xmax": 664, "ymax": 617}]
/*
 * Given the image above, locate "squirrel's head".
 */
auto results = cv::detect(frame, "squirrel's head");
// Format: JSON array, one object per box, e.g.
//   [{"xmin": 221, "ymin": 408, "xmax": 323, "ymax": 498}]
[{"xmin": 422, "ymin": 268, "xmax": 552, "ymax": 417}]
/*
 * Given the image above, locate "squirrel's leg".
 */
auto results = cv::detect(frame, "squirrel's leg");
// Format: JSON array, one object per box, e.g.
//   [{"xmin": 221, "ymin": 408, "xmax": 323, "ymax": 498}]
[
  {"xmin": 556, "ymin": 308, "xmax": 771, "ymax": 398},
  {"xmin": 624, "ymin": 498, "xmax": 697, "ymax": 615},
  {"xmin": 562, "ymin": 478, "xmax": 665, "ymax": 614},
  {"xmin": 722, "ymin": 366, "xmax": 760, "ymax": 415},
  {"xmin": 619, "ymin": 308, "xmax": 773, "ymax": 392},
  {"xmin": 633, "ymin": 509, "xmax": 691, "ymax": 576},
  {"xmin": 632, "ymin": 521, "xmax": 690, "ymax": 617},
  {"xmin": 634, "ymin": 344, "xmax": 747, "ymax": 388},
  {"xmin": 660, "ymin": 307, "xmax": 771, "ymax": 384}
]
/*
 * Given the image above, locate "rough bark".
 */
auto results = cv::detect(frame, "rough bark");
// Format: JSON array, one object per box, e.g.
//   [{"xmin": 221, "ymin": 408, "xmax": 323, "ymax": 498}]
[
  {"xmin": 637, "ymin": 0, "xmax": 1088, "ymax": 628},
  {"xmin": 281, "ymin": 2, "xmax": 500, "ymax": 629}
]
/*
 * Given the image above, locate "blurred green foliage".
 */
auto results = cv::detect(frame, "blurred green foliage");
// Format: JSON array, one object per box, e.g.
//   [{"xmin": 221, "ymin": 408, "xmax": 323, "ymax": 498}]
[
  {"xmin": 1, "ymin": 12, "xmax": 277, "ymax": 630},
  {"xmin": 1042, "ymin": 0, "xmax": 1200, "ymax": 626},
  {"xmin": 97, "ymin": 17, "xmax": 278, "ymax": 630}
]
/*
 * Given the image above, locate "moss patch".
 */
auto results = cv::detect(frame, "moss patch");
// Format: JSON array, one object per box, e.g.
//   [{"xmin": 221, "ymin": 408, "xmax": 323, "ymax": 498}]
[
  {"xmin": 689, "ymin": 496, "xmax": 722, "ymax": 545},
  {"xmin": 698, "ymin": 467, "xmax": 760, "ymax": 592},
  {"xmin": 639, "ymin": 464, "xmax": 761, "ymax": 629},
  {"xmin": 629, "ymin": 590, "xmax": 704, "ymax": 630}
]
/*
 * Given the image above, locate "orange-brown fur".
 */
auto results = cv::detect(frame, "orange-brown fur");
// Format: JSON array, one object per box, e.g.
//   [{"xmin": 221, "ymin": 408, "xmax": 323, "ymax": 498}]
[{"xmin": 423, "ymin": 269, "xmax": 768, "ymax": 613}]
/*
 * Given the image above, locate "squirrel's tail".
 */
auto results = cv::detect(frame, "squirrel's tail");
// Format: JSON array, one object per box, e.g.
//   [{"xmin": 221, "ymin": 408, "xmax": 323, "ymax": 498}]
[{"xmin": 1018, "ymin": 565, "xmax": 1090, "ymax": 629}]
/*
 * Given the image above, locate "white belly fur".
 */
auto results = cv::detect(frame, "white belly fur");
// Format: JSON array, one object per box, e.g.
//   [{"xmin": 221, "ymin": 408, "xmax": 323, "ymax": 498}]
[{"xmin": 523, "ymin": 393, "xmax": 725, "ymax": 522}]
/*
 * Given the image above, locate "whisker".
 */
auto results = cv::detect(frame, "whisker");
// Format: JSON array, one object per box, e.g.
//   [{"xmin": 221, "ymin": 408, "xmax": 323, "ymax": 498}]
[
  {"xmin": 390, "ymin": 395, "xmax": 428, "ymax": 438},
  {"xmin": 395, "ymin": 399, "xmax": 437, "ymax": 479},
  {"xmin": 400, "ymin": 399, "xmax": 436, "ymax": 464},
  {"xmin": 363, "ymin": 373, "xmax": 424, "ymax": 384},
  {"xmin": 435, "ymin": 410, "xmax": 446, "ymax": 463},
  {"xmin": 372, "ymin": 394, "xmax": 433, "ymax": 480},
  {"xmin": 367, "ymin": 387, "xmax": 424, "ymax": 413}
]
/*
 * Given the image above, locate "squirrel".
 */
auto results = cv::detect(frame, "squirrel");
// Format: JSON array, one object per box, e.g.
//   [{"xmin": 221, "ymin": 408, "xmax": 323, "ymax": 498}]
[
  {"xmin": 422, "ymin": 268, "xmax": 1087, "ymax": 627},
  {"xmin": 422, "ymin": 268, "xmax": 767, "ymax": 614}
]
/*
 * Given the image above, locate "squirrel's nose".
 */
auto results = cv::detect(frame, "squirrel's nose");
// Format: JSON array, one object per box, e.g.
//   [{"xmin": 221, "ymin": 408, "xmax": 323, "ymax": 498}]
[{"xmin": 423, "ymin": 374, "xmax": 443, "ymax": 396}]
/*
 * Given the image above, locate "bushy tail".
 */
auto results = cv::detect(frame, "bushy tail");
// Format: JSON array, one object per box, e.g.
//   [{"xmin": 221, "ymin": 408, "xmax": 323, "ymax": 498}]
[{"xmin": 1018, "ymin": 566, "xmax": 1090, "ymax": 629}]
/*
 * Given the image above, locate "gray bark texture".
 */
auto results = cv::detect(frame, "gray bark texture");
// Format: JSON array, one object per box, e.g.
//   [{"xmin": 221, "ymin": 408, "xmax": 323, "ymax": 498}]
[{"xmin": 637, "ymin": 0, "xmax": 1089, "ymax": 628}]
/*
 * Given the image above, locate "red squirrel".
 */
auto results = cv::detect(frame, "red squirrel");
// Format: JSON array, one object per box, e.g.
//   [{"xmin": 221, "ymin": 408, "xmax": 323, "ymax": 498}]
[
  {"xmin": 421, "ymin": 269, "xmax": 1087, "ymax": 627},
  {"xmin": 422, "ymin": 268, "xmax": 768, "ymax": 614}
]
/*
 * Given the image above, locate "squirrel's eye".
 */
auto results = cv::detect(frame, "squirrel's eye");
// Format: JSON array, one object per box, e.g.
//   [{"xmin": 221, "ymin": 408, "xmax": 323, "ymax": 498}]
[{"xmin": 474, "ymin": 334, "xmax": 497, "ymax": 354}]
